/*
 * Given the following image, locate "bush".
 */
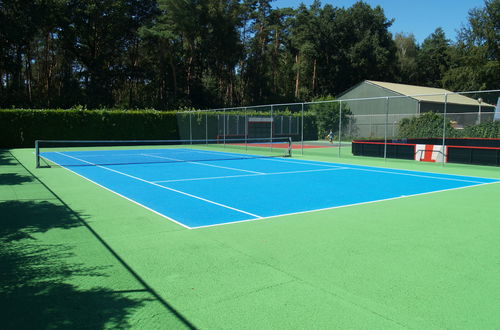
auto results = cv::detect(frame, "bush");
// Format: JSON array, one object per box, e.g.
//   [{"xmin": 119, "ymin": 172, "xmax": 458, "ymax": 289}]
[
  {"xmin": 397, "ymin": 112, "xmax": 457, "ymax": 138},
  {"xmin": 461, "ymin": 121, "xmax": 500, "ymax": 138},
  {"xmin": 308, "ymin": 96, "xmax": 352, "ymax": 139},
  {"xmin": 0, "ymin": 109, "xmax": 180, "ymax": 148},
  {"xmin": 0, "ymin": 108, "xmax": 320, "ymax": 148}
]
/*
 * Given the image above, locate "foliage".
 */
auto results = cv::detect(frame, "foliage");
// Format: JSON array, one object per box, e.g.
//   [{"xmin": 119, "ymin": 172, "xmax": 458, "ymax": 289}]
[
  {"xmin": 0, "ymin": 108, "xmax": 319, "ymax": 148},
  {"xmin": 0, "ymin": 109, "xmax": 179, "ymax": 148},
  {"xmin": 0, "ymin": 0, "xmax": 398, "ymax": 109},
  {"xmin": 397, "ymin": 111, "xmax": 500, "ymax": 139},
  {"xmin": 397, "ymin": 112, "xmax": 456, "ymax": 138},
  {"xmin": 416, "ymin": 28, "xmax": 451, "ymax": 87},
  {"xmin": 442, "ymin": 0, "xmax": 500, "ymax": 94},
  {"xmin": 0, "ymin": 1, "xmax": 497, "ymax": 110},
  {"xmin": 394, "ymin": 33, "xmax": 418, "ymax": 84},
  {"xmin": 308, "ymin": 96, "xmax": 352, "ymax": 138},
  {"xmin": 462, "ymin": 121, "xmax": 500, "ymax": 138}
]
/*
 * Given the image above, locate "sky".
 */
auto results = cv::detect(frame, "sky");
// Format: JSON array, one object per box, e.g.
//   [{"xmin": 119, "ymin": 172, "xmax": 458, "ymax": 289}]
[{"xmin": 272, "ymin": 0, "xmax": 486, "ymax": 44}]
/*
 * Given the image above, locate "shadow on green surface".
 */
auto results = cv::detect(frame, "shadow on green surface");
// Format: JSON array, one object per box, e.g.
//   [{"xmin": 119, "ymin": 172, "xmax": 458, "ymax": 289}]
[
  {"xmin": 0, "ymin": 149, "xmax": 16, "ymax": 166},
  {"xmin": 0, "ymin": 240, "xmax": 149, "ymax": 329},
  {"xmin": 0, "ymin": 200, "xmax": 79, "ymax": 242},
  {"xmin": 0, "ymin": 200, "xmax": 148, "ymax": 329},
  {"xmin": 2, "ymin": 152, "xmax": 197, "ymax": 329},
  {"xmin": 0, "ymin": 173, "xmax": 34, "ymax": 185},
  {"xmin": 0, "ymin": 197, "xmax": 196, "ymax": 328}
]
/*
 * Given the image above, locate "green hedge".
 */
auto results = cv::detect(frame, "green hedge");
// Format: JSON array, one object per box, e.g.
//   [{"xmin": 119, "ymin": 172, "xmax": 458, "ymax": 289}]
[
  {"xmin": 0, "ymin": 109, "xmax": 180, "ymax": 148},
  {"xmin": 397, "ymin": 112, "xmax": 500, "ymax": 139},
  {"xmin": 461, "ymin": 121, "xmax": 500, "ymax": 138},
  {"xmin": 0, "ymin": 109, "xmax": 319, "ymax": 148}
]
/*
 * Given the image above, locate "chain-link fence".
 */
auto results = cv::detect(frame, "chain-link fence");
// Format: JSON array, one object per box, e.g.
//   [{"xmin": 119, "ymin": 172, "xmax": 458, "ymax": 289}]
[{"xmin": 177, "ymin": 89, "xmax": 500, "ymax": 163}]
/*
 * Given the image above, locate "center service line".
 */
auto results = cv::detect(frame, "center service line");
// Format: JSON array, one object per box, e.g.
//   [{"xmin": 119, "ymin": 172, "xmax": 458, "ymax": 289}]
[{"xmin": 54, "ymin": 152, "xmax": 263, "ymax": 218}]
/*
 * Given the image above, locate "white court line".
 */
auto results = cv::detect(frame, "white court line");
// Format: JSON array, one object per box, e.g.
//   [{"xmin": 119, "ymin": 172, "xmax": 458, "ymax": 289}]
[
  {"xmin": 152, "ymin": 167, "xmax": 347, "ymax": 183},
  {"xmin": 41, "ymin": 152, "xmax": 500, "ymax": 230},
  {"xmin": 141, "ymin": 153, "xmax": 263, "ymax": 174},
  {"xmin": 54, "ymin": 152, "xmax": 263, "ymax": 219},
  {"xmin": 259, "ymin": 156, "xmax": 492, "ymax": 185},
  {"xmin": 39, "ymin": 155, "xmax": 192, "ymax": 229},
  {"xmin": 191, "ymin": 181, "xmax": 500, "ymax": 229},
  {"xmin": 187, "ymin": 148, "xmax": 496, "ymax": 184}
]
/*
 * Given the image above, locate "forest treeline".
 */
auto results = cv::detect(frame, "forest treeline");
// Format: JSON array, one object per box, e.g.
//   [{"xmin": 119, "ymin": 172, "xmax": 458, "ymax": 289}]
[{"xmin": 1, "ymin": 0, "xmax": 498, "ymax": 110}]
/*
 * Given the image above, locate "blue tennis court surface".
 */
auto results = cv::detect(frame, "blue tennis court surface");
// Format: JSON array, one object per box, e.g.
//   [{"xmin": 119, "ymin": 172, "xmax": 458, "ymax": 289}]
[{"xmin": 40, "ymin": 148, "xmax": 499, "ymax": 229}]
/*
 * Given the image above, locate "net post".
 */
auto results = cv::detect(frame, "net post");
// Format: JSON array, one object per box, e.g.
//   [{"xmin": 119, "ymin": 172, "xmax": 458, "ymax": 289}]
[
  {"xmin": 287, "ymin": 136, "xmax": 292, "ymax": 157},
  {"xmin": 35, "ymin": 140, "xmax": 40, "ymax": 168}
]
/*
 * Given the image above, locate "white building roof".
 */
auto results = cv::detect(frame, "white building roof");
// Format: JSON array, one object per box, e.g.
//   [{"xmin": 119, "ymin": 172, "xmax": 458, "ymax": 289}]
[{"xmin": 366, "ymin": 80, "xmax": 493, "ymax": 107}]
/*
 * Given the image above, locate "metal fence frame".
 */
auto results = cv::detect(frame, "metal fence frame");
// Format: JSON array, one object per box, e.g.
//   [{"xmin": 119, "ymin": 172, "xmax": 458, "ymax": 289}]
[{"xmin": 179, "ymin": 89, "xmax": 500, "ymax": 161}]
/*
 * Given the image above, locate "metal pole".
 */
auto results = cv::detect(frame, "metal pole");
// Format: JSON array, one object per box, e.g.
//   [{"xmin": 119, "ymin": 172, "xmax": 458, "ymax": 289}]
[
  {"xmin": 35, "ymin": 140, "xmax": 40, "ymax": 168},
  {"xmin": 338, "ymin": 101, "xmax": 342, "ymax": 158},
  {"xmin": 442, "ymin": 93, "xmax": 448, "ymax": 165},
  {"xmin": 288, "ymin": 114, "xmax": 291, "ymax": 136},
  {"xmin": 205, "ymin": 111, "xmax": 208, "ymax": 144},
  {"xmin": 189, "ymin": 112, "xmax": 192, "ymax": 145},
  {"xmin": 301, "ymin": 103, "xmax": 304, "ymax": 156},
  {"xmin": 270, "ymin": 105, "xmax": 273, "ymax": 152},
  {"xmin": 384, "ymin": 97, "xmax": 389, "ymax": 160},
  {"xmin": 245, "ymin": 107, "xmax": 248, "ymax": 152},
  {"xmin": 223, "ymin": 108, "xmax": 226, "ymax": 147},
  {"xmin": 478, "ymin": 97, "xmax": 482, "ymax": 124}
]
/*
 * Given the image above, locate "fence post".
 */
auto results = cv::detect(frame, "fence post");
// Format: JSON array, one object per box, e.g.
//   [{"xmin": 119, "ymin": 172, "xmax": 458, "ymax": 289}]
[
  {"xmin": 442, "ymin": 93, "xmax": 448, "ymax": 165},
  {"xmin": 338, "ymin": 100, "xmax": 342, "ymax": 158},
  {"xmin": 35, "ymin": 140, "xmax": 40, "ymax": 168},
  {"xmin": 244, "ymin": 107, "xmax": 248, "ymax": 151},
  {"xmin": 189, "ymin": 112, "xmax": 192, "ymax": 144},
  {"xmin": 384, "ymin": 97, "xmax": 389, "ymax": 160},
  {"xmin": 301, "ymin": 103, "xmax": 304, "ymax": 155},
  {"xmin": 270, "ymin": 105, "xmax": 274, "ymax": 152}
]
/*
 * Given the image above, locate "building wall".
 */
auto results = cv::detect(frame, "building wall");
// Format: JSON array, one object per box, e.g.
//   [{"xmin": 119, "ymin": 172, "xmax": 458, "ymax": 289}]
[
  {"xmin": 338, "ymin": 82, "xmax": 418, "ymax": 138},
  {"xmin": 338, "ymin": 81, "xmax": 418, "ymax": 116},
  {"xmin": 420, "ymin": 102, "xmax": 494, "ymax": 114},
  {"xmin": 336, "ymin": 81, "xmax": 496, "ymax": 138}
]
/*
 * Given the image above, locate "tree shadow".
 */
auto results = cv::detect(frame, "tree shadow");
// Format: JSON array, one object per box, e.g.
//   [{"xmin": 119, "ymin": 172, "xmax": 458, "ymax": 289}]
[
  {"xmin": 0, "ymin": 173, "xmax": 34, "ymax": 185},
  {"xmin": 2, "ymin": 152, "xmax": 197, "ymax": 329},
  {"xmin": 0, "ymin": 200, "xmax": 80, "ymax": 242},
  {"xmin": 0, "ymin": 149, "xmax": 16, "ymax": 166},
  {"xmin": 0, "ymin": 242, "xmax": 150, "ymax": 329},
  {"xmin": 0, "ymin": 200, "xmax": 150, "ymax": 329}
]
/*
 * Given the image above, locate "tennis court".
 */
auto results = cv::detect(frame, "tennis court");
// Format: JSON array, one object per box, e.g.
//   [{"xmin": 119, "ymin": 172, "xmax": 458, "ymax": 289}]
[
  {"xmin": 3, "ymin": 143, "xmax": 500, "ymax": 329},
  {"xmin": 38, "ymin": 144, "xmax": 498, "ymax": 229}
]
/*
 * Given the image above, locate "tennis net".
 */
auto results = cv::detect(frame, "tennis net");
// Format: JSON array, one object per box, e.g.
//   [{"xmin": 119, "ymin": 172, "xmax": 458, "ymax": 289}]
[{"xmin": 35, "ymin": 137, "xmax": 292, "ymax": 168}]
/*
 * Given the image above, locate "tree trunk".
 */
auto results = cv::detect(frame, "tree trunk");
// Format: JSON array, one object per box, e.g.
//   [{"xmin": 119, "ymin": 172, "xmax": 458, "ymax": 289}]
[
  {"xmin": 273, "ymin": 29, "xmax": 279, "ymax": 94},
  {"xmin": 312, "ymin": 58, "xmax": 317, "ymax": 95},
  {"xmin": 168, "ymin": 44, "xmax": 177, "ymax": 101},
  {"xmin": 295, "ymin": 54, "xmax": 301, "ymax": 99},
  {"xmin": 26, "ymin": 45, "xmax": 33, "ymax": 104}
]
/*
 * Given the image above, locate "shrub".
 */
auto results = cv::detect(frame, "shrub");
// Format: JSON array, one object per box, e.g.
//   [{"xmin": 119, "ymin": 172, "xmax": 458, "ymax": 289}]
[{"xmin": 397, "ymin": 112, "xmax": 457, "ymax": 138}]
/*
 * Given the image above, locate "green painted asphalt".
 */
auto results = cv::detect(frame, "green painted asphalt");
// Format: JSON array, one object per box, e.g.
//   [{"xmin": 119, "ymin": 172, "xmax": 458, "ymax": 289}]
[{"xmin": 1, "ymin": 147, "xmax": 499, "ymax": 329}]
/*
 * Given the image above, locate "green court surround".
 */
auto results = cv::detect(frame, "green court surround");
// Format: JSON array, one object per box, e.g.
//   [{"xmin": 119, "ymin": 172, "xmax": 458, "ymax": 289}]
[{"xmin": 1, "ymin": 147, "xmax": 499, "ymax": 329}]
